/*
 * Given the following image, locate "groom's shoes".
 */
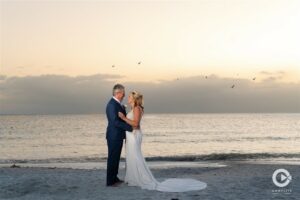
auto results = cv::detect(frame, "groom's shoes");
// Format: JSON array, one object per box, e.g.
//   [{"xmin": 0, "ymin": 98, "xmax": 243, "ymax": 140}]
[
  {"xmin": 113, "ymin": 179, "xmax": 124, "ymax": 186},
  {"xmin": 116, "ymin": 179, "xmax": 124, "ymax": 183},
  {"xmin": 106, "ymin": 179, "xmax": 124, "ymax": 187},
  {"xmin": 108, "ymin": 181, "xmax": 122, "ymax": 187},
  {"xmin": 115, "ymin": 177, "xmax": 124, "ymax": 184}
]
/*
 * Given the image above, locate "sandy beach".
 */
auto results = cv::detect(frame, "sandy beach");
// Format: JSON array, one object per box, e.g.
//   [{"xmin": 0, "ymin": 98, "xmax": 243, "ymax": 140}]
[{"xmin": 0, "ymin": 160, "xmax": 299, "ymax": 200}]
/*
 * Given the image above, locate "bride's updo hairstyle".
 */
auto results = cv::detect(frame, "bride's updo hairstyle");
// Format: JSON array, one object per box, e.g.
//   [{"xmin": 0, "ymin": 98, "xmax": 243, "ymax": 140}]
[{"xmin": 130, "ymin": 91, "xmax": 144, "ymax": 111}]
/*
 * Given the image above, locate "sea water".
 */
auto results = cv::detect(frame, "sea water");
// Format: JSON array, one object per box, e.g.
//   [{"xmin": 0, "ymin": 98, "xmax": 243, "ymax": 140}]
[{"xmin": 0, "ymin": 113, "xmax": 299, "ymax": 164}]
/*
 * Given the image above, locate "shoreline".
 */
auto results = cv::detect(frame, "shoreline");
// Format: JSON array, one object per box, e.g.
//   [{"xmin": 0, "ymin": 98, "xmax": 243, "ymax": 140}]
[
  {"xmin": 2, "ymin": 152, "xmax": 300, "ymax": 165},
  {"xmin": 1, "ymin": 157, "xmax": 300, "ymax": 170},
  {"xmin": 0, "ymin": 161, "xmax": 227, "ymax": 170}
]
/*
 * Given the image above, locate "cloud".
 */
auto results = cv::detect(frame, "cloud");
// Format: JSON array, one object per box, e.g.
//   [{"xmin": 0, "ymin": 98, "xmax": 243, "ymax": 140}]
[
  {"xmin": 262, "ymin": 76, "xmax": 282, "ymax": 82},
  {"xmin": 259, "ymin": 70, "xmax": 286, "ymax": 76},
  {"xmin": 260, "ymin": 71, "xmax": 272, "ymax": 75},
  {"xmin": 259, "ymin": 71, "xmax": 287, "ymax": 82},
  {"xmin": 0, "ymin": 73, "xmax": 299, "ymax": 114}
]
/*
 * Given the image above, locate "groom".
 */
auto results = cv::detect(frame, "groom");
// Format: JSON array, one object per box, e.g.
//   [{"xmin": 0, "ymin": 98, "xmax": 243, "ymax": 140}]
[{"xmin": 105, "ymin": 84, "xmax": 133, "ymax": 186}]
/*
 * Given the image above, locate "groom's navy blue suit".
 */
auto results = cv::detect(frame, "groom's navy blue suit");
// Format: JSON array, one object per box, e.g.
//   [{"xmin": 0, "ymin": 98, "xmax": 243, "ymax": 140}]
[{"xmin": 106, "ymin": 97, "xmax": 133, "ymax": 186}]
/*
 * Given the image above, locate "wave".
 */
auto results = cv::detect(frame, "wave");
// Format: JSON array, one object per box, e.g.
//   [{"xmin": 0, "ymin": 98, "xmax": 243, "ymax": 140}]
[
  {"xmin": 145, "ymin": 153, "xmax": 300, "ymax": 161},
  {"xmin": 1, "ymin": 153, "xmax": 300, "ymax": 164}
]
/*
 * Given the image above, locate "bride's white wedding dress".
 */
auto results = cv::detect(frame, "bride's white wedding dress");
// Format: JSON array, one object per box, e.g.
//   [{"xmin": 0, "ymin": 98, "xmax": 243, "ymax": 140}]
[{"xmin": 124, "ymin": 110, "xmax": 207, "ymax": 192}]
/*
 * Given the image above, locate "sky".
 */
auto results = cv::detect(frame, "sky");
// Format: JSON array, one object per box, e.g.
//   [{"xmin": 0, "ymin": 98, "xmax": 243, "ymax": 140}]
[{"xmin": 0, "ymin": 0, "xmax": 299, "ymax": 114}]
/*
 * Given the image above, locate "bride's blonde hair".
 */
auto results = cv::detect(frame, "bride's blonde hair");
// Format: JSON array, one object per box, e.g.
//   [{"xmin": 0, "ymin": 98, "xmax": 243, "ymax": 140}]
[{"xmin": 130, "ymin": 91, "xmax": 144, "ymax": 110}]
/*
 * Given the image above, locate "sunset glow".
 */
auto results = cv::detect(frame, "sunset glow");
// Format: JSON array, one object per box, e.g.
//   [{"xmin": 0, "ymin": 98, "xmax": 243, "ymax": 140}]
[{"xmin": 1, "ymin": 0, "xmax": 300, "ymax": 83}]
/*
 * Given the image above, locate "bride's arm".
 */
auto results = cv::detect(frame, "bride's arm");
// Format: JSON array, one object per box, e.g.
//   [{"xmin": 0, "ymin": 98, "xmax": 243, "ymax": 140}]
[{"xmin": 118, "ymin": 106, "xmax": 142, "ymax": 128}]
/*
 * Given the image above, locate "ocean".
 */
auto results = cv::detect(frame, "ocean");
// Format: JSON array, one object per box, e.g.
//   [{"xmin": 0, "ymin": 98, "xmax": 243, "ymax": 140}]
[{"xmin": 0, "ymin": 113, "xmax": 299, "ymax": 164}]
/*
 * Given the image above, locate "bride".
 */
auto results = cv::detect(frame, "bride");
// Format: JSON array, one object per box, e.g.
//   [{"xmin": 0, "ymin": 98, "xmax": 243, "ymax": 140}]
[{"xmin": 118, "ymin": 91, "xmax": 207, "ymax": 192}]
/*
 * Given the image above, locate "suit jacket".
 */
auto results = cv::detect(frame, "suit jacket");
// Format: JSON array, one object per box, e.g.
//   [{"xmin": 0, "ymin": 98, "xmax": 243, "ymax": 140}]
[{"xmin": 106, "ymin": 97, "xmax": 133, "ymax": 140}]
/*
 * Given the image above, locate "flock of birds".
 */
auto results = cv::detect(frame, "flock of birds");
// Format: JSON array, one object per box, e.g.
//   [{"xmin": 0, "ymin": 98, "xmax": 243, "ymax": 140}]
[{"xmin": 111, "ymin": 61, "xmax": 257, "ymax": 89}]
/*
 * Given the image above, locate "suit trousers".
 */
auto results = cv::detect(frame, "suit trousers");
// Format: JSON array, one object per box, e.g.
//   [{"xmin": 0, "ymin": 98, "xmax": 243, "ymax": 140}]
[{"xmin": 106, "ymin": 139, "xmax": 124, "ymax": 185}]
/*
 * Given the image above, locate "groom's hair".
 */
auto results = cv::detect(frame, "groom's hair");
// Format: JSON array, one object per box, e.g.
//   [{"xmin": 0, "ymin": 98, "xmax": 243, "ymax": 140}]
[{"xmin": 113, "ymin": 84, "xmax": 125, "ymax": 96}]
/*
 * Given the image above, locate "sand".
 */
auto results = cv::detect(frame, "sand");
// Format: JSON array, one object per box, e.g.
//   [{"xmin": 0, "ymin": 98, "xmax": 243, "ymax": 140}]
[{"xmin": 0, "ymin": 160, "xmax": 299, "ymax": 200}]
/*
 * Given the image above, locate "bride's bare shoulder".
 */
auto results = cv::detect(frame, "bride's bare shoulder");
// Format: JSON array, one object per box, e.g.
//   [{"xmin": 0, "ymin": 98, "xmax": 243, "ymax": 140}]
[
  {"xmin": 133, "ymin": 106, "xmax": 142, "ymax": 112},
  {"xmin": 133, "ymin": 106, "xmax": 143, "ymax": 114}
]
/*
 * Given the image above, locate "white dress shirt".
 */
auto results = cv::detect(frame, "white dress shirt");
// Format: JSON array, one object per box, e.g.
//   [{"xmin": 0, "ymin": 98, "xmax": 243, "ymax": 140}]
[{"xmin": 112, "ymin": 96, "xmax": 121, "ymax": 105}]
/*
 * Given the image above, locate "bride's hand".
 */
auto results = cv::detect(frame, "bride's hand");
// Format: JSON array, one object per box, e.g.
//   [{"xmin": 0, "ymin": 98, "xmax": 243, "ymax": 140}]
[
  {"xmin": 133, "ymin": 125, "xmax": 140, "ymax": 130},
  {"xmin": 118, "ymin": 112, "xmax": 125, "ymax": 119}
]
